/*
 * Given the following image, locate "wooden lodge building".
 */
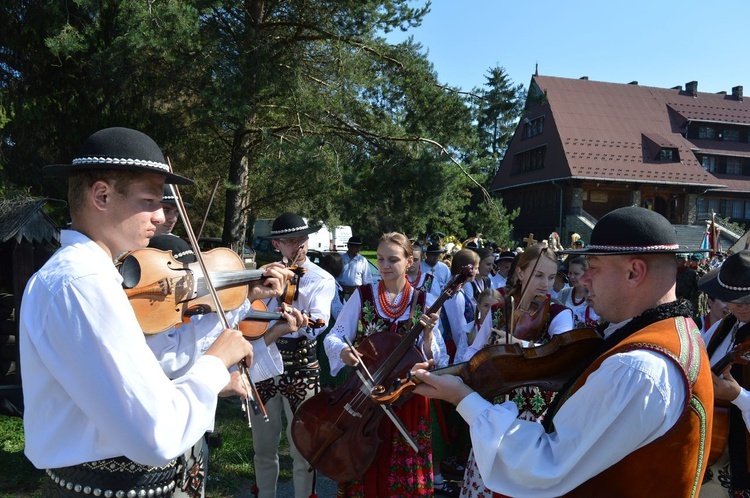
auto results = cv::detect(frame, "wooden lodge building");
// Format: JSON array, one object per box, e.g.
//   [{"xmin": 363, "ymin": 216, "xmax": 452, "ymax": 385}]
[{"xmin": 491, "ymin": 75, "xmax": 750, "ymax": 248}]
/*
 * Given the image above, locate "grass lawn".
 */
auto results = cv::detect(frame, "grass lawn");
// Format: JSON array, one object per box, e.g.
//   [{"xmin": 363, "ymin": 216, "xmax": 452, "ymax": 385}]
[{"xmin": 0, "ymin": 397, "xmax": 294, "ymax": 498}]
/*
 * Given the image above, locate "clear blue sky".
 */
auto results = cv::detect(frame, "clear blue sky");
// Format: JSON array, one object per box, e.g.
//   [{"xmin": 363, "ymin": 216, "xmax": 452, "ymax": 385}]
[{"xmin": 387, "ymin": 0, "xmax": 749, "ymax": 95}]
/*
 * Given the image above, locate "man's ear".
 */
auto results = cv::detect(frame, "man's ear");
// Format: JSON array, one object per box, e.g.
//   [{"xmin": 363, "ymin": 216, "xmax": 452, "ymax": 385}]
[
  {"xmin": 626, "ymin": 257, "xmax": 648, "ymax": 287},
  {"xmin": 91, "ymin": 180, "xmax": 111, "ymax": 211}
]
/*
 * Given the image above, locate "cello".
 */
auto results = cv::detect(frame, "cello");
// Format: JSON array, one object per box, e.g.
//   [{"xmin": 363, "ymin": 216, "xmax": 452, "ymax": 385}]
[{"xmin": 290, "ymin": 265, "xmax": 473, "ymax": 482}]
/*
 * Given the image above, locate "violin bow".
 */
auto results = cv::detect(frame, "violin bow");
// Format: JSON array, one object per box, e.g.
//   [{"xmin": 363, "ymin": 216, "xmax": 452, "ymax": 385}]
[
  {"xmin": 196, "ymin": 176, "xmax": 221, "ymax": 241},
  {"xmin": 166, "ymin": 158, "xmax": 268, "ymax": 426}
]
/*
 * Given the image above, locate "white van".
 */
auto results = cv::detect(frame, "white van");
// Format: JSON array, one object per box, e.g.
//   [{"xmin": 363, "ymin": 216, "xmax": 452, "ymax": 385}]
[{"xmin": 330, "ymin": 226, "xmax": 353, "ymax": 252}]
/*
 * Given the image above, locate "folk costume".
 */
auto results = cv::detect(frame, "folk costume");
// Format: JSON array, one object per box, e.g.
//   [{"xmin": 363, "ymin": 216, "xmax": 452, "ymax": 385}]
[
  {"xmin": 145, "ymin": 235, "xmax": 283, "ymax": 498},
  {"xmin": 324, "ymin": 282, "xmax": 448, "ymax": 497},
  {"xmin": 21, "ymin": 128, "xmax": 234, "ymax": 498},
  {"xmin": 407, "ymin": 265, "xmax": 436, "ymax": 296},
  {"xmin": 698, "ymin": 251, "xmax": 750, "ymax": 497},
  {"xmin": 421, "ymin": 245, "xmax": 452, "ymax": 298},
  {"xmin": 451, "ymin": 207, "xmax": 713, "ymax": 497},
  {"xmin": 459, "ymin": 297, "xmax": 574, "ymax": 498},
  {"xmin": 556, "ymin": 287, "xmax": 600, "ymax": 329},
  {"xmin": 251, "ymin": 213, "xmax": 337, "ymax": 498},
  {"xmin": 442, "ymin": 286, "xmax": 476, "ymax": 364}
]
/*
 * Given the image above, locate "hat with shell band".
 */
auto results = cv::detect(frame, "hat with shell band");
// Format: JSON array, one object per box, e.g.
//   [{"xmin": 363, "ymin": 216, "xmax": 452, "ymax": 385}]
[
  {"xmin": 561, "ymin": 206, "xmax": 685, "ymax": 256},
  {"xmin": 148, "ymin": 234, "xmax": 197, "ymax": 264},
  {"xmin": 43, "ymin": 127, "xmax": 193, "ymax": 185},
  {"xmin": 264, "ymin": 212, "xmax": 322, "ymax": 239},
  {"xmin": 698, "ymin": 250, "xmax": 750, "ymax": 304},
  {"xmin": 425, "ymin": 244, "xmax": 447, "ymax": 254},
  {"xmin": 161, "ymin": 184, "xmax": 191, "ymax": 207}
]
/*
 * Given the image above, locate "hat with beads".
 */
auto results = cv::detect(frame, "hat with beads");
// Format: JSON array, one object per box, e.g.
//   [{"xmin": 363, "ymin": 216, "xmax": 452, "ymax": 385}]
[
  {"xmin": 698, "ymin": 250, "xmax": 750, "ymax": 304},
  {"xmin": 44, "ymin": 127, "xmax": 193, "ymax": 185}
]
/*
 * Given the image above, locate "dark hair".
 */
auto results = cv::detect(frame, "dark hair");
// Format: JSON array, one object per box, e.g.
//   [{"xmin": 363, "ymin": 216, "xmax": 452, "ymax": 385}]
[
  {"xmin": 567, "ymin": 256, "xmax": 589, "ymax": 271},
  {"xmin": 319, "ymin": 252, "xmax": 344, "ymax": 279},
  {"xmin": 475, "ymin": 247, "xmax": 494, "ymax": 261}
]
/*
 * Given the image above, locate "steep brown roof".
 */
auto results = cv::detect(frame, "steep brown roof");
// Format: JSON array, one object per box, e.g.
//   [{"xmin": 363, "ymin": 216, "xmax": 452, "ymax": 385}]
[{"xmin": 492, "ymin": 75, "xmax": 749, "ymax": 191}]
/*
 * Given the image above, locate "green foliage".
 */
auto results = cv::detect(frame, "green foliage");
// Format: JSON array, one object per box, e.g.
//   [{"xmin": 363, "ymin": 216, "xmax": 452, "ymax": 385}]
[{"xmin": 0, "ymin": 0, "xmax": 521, "ymax": 248}]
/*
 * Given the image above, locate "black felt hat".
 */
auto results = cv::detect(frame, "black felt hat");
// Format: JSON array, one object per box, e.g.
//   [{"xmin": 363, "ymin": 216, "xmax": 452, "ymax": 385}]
[
  {"xmin": 265, "ymin": 212, "xmax": 321, "ymax": 239},
  {"xmin": 496, "ymin": 251, "xmax": 516, "ymax": 262},
  {"xmin": 347, "ymin": 236, "xmax": 363, "ymax": 245},
  {"xmin": 148, "ymin": 234, "xmax": 197, "ymax": 263},
  {"xmin": 698, "ymin": 250, "xmax": 750, "ymax": 304},
  {"xmin": 425, "ymin": 244, "xmax": 446, "ymax": 254},
  {"xmin": 161, "ymin": 184, "xmax": 191, "ymax": 207},
  {"xmin": 44, "ymin": 127, "xmax": 193, "ymax": 185},
  {"xmin": 561, "ymin": 206, "xmax": 685, "ymax": 256}
]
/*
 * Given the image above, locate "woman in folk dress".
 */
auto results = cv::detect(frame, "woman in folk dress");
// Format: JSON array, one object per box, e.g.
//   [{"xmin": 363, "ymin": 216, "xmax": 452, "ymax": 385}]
[{"xmin": 324, "ymin": 232, "xmax": 447, "ymax": 497}]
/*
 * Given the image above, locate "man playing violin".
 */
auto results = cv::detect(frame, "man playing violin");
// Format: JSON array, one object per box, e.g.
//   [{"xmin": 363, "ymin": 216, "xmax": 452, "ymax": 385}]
[
  {"xmin": 698, "ymin": 250, "xmax": 750, "ymax": 497},
  {"xmin": 250, "ymin": 212, "xmax": 336, "ymax": 498},
  {"xmin": 145, "ymin": 234, "xmax": 303, "ymax": 498},
  {"xmin": 19, "ymin": 127, "xmax": 290, "ymax": 498},
  {"xmin": 413, "ymin": 206, "xmax": 714, "ymax": 497}
]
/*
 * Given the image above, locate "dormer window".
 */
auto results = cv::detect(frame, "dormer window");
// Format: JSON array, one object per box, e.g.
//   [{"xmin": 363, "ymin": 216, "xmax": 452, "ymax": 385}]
[{"xmin": 659, "ymin": 148, "xmax": 679, "ymax": 162}]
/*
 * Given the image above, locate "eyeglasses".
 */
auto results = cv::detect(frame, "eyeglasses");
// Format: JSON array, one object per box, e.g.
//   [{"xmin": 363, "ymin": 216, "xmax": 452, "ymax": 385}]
[{"xmin": 278, "ymin": 237, "xmax": 308, "ymax": 246}]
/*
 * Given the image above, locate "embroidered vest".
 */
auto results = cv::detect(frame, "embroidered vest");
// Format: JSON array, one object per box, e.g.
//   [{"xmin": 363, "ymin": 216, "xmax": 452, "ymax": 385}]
[{"xmin": 556, "ymin": 316, "xmax": 713, "ymax": 497}]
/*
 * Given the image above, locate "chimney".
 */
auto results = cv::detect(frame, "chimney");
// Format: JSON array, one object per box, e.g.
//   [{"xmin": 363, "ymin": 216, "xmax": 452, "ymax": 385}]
[
  {"xmin": 716, "ymin": 91, "xmax": 727, "ymax": 95},
  {"xmin": 628, "ymin": 81, "xmax": 638, "ymax": 85},
  {"xmin": 732, "ymin": 86, "xmax": 744, "ymax": 102},
  {"xmin": 685, "ymin": 81, "xmax": 698, "ymax": 96},
  {"xmin": 580, "ymin": 76, "xmax": 589, "ymax": 80},
  {"xmin": 671, "ymin": 85, "xmax": 682, "ymax": 91}
]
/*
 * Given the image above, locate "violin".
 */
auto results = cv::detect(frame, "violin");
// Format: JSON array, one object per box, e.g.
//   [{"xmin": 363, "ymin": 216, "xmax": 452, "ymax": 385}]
[
  {"xmin": 708, "ymin": 338, "xmax": 750, "ymax": 465},
  {"xmin": 371, "ymin": 327, "xmax": 603, "ymax": 405},
  {"xmin": 118, "ymin": 247, "xmax": 305, "ymax": 334},
  {"xmin": 238, "ymin": 300, "xmax": 325, "ymax": 339},
  {"xmin": 290, "ymin": 265, "xmax": 474, "ymax": 482},
  {"xmin": 513, "ymin": 294, "xmax": 550, "ymax": 342}
]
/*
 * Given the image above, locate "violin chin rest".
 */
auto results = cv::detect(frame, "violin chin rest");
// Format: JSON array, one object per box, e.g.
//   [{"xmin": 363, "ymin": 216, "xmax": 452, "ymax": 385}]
[{"xmin": 119, "ymin": 254, "xmax": 142, "ymax": 289}]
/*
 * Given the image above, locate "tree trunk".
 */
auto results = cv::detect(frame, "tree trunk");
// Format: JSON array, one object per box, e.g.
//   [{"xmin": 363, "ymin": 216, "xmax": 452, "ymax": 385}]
[{"xmin": 223, "ymin": 129, "xmax": 252, "ymax": 253}]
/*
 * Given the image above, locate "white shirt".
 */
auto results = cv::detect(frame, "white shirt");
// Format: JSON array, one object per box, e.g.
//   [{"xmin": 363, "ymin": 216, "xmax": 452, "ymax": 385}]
[
  {"xmin": 420, "ymin": 260, "xmax": 451, "ymax": 297},
  {"xmin": 556, "ymin": 287, "xmax": 599, "ymax": 328},
  {"xmin": 324, "ymin": 283, "xmax": 449, "ymax": 375},
  {"xmin": 338, "ymin": 252, "xmax": 373, "ymax": 287},
  {"xmin": 266, "ymin": 257, "xmax": 336, "ymax": 339},
  {"xmin": 443, "ymin": 286, "xmax": 474, "ymax": 363},
  {"xmin": 456, "ymin": 320, "xmax": 686, "ymax": 497},
  {"xmin": 703, "ymin": 319, "xmax": 750, "ymax": 430},
  {"xmin": 146, "ymin": 298, "xmax": 282, "ymax": 381},
  {"xmin": 489, "ymin": 273, "xmax": 507, "ymax": 291},
  {"xmin": 20, "ymin": 230, "xmax": 228, "ymax": 468}
]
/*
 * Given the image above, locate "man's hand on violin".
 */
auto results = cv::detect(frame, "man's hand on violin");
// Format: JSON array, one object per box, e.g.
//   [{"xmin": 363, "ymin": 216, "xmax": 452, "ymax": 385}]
[
  {"xmin": 248, "ymin": 263, "xmax": 295, "ymax": 301},
  {"xmin": 218, "ymin": 370, "xmax": 248, "ymax": 398},
  {"xmin": 411, "ymin": 360, "xmax": 474, "ymax": 406},
  {"xmin": 263, "ymin": 304, "xmax": 305, "ymax": 344},
  {"xmin": 205, "ymin": 328, "xmax": 254, "ymax": 370},
  {"xmin": 713, "ymin": 367, "xmax": 743, "ymax": 402}
]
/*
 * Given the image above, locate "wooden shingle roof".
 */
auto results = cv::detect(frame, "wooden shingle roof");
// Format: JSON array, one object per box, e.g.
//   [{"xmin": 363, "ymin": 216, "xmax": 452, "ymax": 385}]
[{"xmin": 0, "ymin": 197, "xmax": 61, "ymax": 244}]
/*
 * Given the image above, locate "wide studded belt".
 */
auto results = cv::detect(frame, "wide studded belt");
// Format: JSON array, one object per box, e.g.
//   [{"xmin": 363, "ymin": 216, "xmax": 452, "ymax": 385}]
[
  {"xmin": 276, "ymin": 336, "xmax": 318, "ymax": 374},
  {"xmin": 45, "ymin": 456, "xmax": 178, "ymax": 497}
]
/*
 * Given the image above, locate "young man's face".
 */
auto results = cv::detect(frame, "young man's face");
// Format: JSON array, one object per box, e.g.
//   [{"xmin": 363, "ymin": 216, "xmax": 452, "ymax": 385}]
[
  {"xmin": 104, "ymin": 173, "xmax": 166, "ymax": 256},
  {"xmin": 155, "ymin": 203, "xmax": 179, "ymax": 236},
  {"xmin": 425, "ymin": 253, "xmax": 440, "ymax": 266}
]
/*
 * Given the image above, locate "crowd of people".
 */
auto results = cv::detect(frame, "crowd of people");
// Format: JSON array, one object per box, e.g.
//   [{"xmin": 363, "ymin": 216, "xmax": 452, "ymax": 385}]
[{"xmin": 17, "ymin": 126, "xmax": 750, "ymax": 497}]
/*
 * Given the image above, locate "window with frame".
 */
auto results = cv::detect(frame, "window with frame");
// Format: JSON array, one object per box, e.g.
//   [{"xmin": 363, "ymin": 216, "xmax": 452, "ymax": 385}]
[
  {"xmin": 513, "ymin": 146, "xmax": 546, "ymax": 174},
  {"xmin": 726, "ymin": 157, "xmax": 743, "ymax": 175},
  {"xmin": 522, "ymin": 116, "xmax": 545, "ymax": 139},
  {"xmin": 701, "ymin": 156, "xmax": 718, "ymax": 172},
  {"xmin": 698, "ymin": 126, "xmax": 716, "ymax": 139},
  {"xmin": 659, "ymin": 148, "xmax": 678, "ymax": 162},
  {"xmin": 723, "ymin": 129, "xmax": 740, "ymax": 142}
]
